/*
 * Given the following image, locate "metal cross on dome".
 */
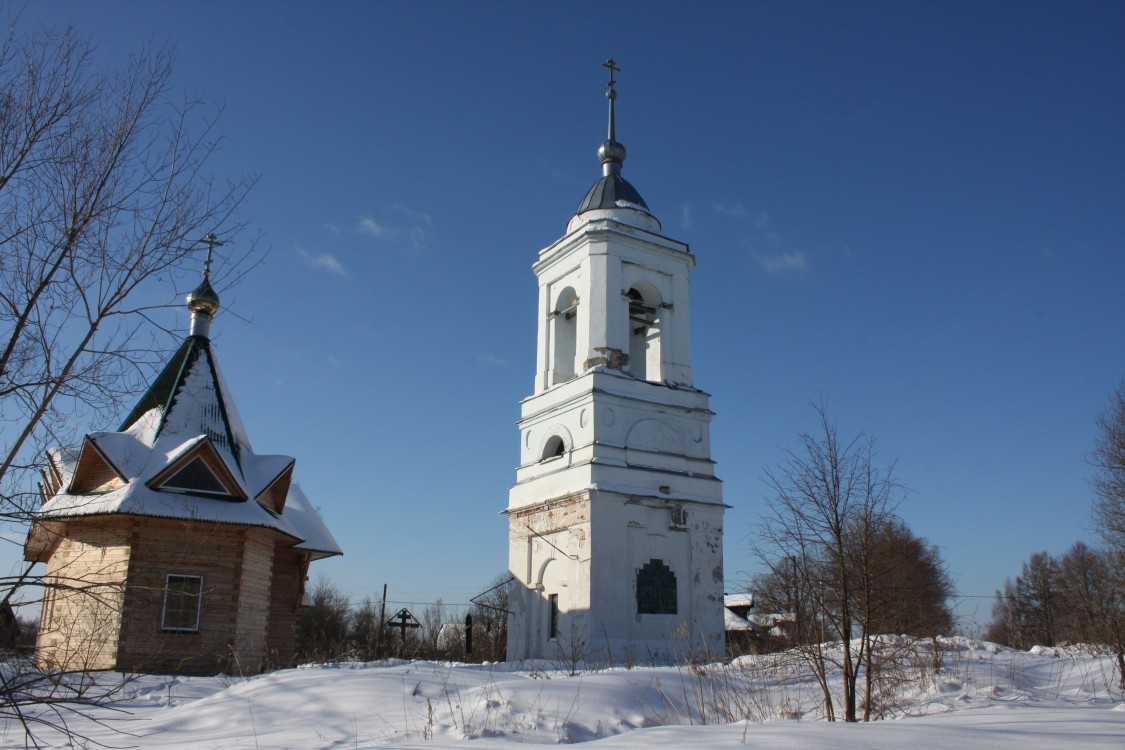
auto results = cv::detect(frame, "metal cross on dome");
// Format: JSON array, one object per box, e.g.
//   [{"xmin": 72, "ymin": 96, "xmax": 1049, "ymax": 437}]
[
  {"xmin": 200, "ymin": 233, "xmax": 224, "ymax": 279},
  {"xmin": 603, "ymin": 58, "xmax": 619, "ymax": 89}
]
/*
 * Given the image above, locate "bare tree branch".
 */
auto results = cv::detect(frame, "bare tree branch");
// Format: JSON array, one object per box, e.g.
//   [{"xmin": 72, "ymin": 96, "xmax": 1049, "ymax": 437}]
[{"xmin": 0, "ymin": 21, "xmax": 259, "ymax": 742}]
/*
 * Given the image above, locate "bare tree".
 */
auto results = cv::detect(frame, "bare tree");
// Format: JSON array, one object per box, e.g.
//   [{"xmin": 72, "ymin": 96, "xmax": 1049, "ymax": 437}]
[
  {"xmin": 752, "ymin": 552, "xmax": 839, "ymax": 716},
  {"xmin": 850, "ymin": 520, "xmax": 954, "ymax": 638},
  {"xmin": 417, "ymin": 599, "xmax": 447, "ymax": 658},
  {"xmin": 469, "ymin": 572, "xmax": 511, "ymax": 662},
  {"xmin": 987, "ymin": 543, "xmax": 1125, "ymax": 689},
  {"xmin": 846, "ymin": 518, "xmax": 955, "ymax": 719},
  {"xmin": 755, "ymin": 403, "xmax": 904, "ymax": 722},
  {"xmin": 297, "ymin": 575, "xmax": 351, "ymax": 662},
  {"xmin": 1089, "ymin": 381, "xmax": 1125, "ymax": 688},
  {"xmin": 1093, "ymin": 382, "xmax": 1125, "ymax": 552},
  {"xmin": 349, "ymin": 597, "xmax": 382, "ymax": 661},
  {"xmin": 1058, "ymin": 544, "xmax": 1125, "ymax": 689},
  {"xmin": 0, "ymin": 24, "xmax": 256, "ymax": 540},
  {"xmin": 990, "ymin": 551, "xmax": 1060, "ymax": 649},
  {"xmin": 0, "ymin": 22, "xmax": 255, "ymax": 744}
]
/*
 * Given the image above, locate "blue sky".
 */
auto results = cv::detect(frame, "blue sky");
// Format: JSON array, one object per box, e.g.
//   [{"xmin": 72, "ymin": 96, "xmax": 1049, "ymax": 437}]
[{"xmin": 8, "ymin": 1, "xmax": 1124, "ymax": 627}]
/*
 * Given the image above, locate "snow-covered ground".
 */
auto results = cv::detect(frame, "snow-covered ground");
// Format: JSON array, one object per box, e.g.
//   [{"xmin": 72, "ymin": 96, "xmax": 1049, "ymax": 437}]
[{"xmin": 5, "ymin": 638, "xmax": 1124, "ymax": 749}]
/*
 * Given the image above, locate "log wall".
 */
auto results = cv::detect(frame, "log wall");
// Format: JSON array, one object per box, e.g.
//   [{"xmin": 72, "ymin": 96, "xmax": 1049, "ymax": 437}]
[
  {"xmin": 266, "ymin": 547, "xmax": 307, "ymax": 667},
  {"xmin": 115, "ymin": 518, "xmax": 275, "ymax": 675},
  {"xmin": 35, "ymin": 520, "xmax": 130, "ymax": 671},
  {"xmin": 232, "ymin": 528, "xmax": 274, "ymax": 672},
  {"xmin": 35, "ymin": 514, "xmax": 310, "ymax": 676}
]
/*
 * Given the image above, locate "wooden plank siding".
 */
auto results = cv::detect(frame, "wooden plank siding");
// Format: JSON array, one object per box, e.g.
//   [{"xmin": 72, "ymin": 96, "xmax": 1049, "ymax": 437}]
[{"xmin": 35, "ymin": 520, "xmax": 131, "ymax": 671}]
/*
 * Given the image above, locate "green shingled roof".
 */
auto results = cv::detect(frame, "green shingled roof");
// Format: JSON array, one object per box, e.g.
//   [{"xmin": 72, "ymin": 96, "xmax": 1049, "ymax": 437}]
[{"xmin": 117, "ymin": 335, "xmax": 243, "ymax": 467}]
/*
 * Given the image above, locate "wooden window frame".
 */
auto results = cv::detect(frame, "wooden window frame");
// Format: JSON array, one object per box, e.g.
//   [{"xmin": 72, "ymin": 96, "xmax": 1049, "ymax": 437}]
[{"xmin": 162, "ymin": 574, "xmax": 203, "ymax": 632}]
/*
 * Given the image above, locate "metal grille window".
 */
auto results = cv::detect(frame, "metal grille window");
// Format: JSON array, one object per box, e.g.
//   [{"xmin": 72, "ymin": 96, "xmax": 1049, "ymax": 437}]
[
  {"xmin": 636, "ymin": 559, "xmax": 677, "ymax": 614},
  {"xmin": 162, "ymin": 574, "xmax": 203, "ymax": 631}
]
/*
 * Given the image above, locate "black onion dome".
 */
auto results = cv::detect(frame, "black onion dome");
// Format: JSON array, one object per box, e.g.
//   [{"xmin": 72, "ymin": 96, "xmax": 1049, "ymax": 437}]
[{"xmin": 576, "ymin": 174, "xmax": 651, "ymax": 215}]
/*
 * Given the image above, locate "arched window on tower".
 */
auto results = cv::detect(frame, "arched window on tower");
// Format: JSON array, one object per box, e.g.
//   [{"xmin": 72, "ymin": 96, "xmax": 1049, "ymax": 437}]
[
  {"xmin": 550, "ymin": 288, "xmax": 578, "ymax": 385},
  {"xmin": 626, "ymin": 286, "xmax": 661, "ymax": 381},
  {"xmin": 540, "ymin": 435, "xmax": 567, "ymax": 462}
]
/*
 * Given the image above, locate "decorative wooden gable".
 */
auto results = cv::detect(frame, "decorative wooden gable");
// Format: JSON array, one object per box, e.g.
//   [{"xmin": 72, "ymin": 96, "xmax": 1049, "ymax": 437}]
[
  {"xmin": 67, "ymin": 437, "xmax": 126, "ymax": 494},
  {"xmin": 147, "ymin": 441, "xmax": 246, "ymax": 500},
  {"xmin": 255, "ymin": 462, "xmax": 294, "ymax": 515},
  {"xmin": 39, "ymin": 454, "xmax": 66, "ymax": 502}
]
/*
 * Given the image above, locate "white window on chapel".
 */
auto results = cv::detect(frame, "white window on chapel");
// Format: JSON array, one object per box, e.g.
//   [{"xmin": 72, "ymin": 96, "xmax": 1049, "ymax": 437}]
[{"xmin": 162, "ymin": 574, "xmax": 203, "ymax": 631}]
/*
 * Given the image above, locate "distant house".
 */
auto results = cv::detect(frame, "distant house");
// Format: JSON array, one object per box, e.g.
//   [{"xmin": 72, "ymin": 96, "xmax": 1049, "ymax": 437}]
[
  {"xmin": 724, "ymin": 593, "xmax": 796, "ymax": 652},
  {"xmin": 724, "ymin": 594, "xmax": 757, "ymax": 652},
  {"xmin": 745, "ymin": 612, "xmax": 797, "ymax": 641},
  {"xmin": 25, "ymin": 269, "xmax": 341, "ymax": 675},
  {"xmin": 724, "ymin": 593, "xmax": 754, "ymax": 621}
]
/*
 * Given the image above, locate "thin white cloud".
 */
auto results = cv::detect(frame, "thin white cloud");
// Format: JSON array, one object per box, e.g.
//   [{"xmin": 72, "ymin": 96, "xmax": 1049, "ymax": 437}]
[
  {"xmin": 355, "ymin": 216, "xmax": 387, "ymax": 239},
  {"xmin": 707, "ymin": 204, "xmax": 812, "ymax": 273},
  {"xmin": 314, "ymin": 255, "xmax": 346, "ymax": 275},
  {"xmin": 478, "ymin": 355, "xmax": 510, "ymax": 367},
  {"xmin": 296, "ymin": 245, "xmax": 347, "ymax": 276},
  {"xmin": 712, "ymin": 202, "xmax": 746, "ymax": 218},
  {"xmin": 353, "ymin": 204, "xmax": 432, "ymax": 250},
  {"xmin": 680, "ymin": 202, "xmax": 693, "ymax": 229},
  {"xmin": 387, "ymin": 203, "xmax": 433, "ymax": 227},
  {"xmin": 405, "ymin": 226, "xmax": 426, "ymax": 250},
  {"xmin": 324, "ymin": 223, "xmax": 341, "ymax": 235},
  {"xmin": 755, "ymin": 251, "xmax": 810, "ymax": 273}
]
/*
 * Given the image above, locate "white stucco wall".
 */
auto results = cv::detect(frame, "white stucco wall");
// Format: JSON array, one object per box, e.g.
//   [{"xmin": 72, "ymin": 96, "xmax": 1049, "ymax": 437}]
[
  {"xmin": 531, "ymin": 218, "xmax": 696, "ymax": 394},
  {"xmin": 506, "ymin": 490, "xmax": 724, "ymax": 663},
  {"xmin": 511, "ymin": 370, "xmax": 720, "ymax": 508}
]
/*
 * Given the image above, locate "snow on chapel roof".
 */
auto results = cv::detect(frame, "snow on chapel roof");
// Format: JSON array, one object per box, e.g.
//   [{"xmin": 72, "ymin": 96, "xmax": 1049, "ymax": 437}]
[{"xmin": 29, "ymin": 250, "xmax": 340, "ymax": 560}]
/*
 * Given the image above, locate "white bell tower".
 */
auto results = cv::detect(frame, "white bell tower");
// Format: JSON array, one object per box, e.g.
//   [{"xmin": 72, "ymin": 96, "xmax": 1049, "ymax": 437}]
[{"xmin": 506, "ymin": 61, "xmax": 726, "ymax": 663}]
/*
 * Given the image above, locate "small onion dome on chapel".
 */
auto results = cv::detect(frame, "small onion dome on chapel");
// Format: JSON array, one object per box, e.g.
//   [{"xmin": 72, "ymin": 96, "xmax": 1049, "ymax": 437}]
[
  {"xmin": 572, "ymin": 60, "xmax": 659, "ymax": 232},
  {"xmin": 186, "ymin": 234, "xmax": 223, "ymax": 339},
  {"xmin": 187, "ymin": 275, "xmax": 220, "ymax": 317}
]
